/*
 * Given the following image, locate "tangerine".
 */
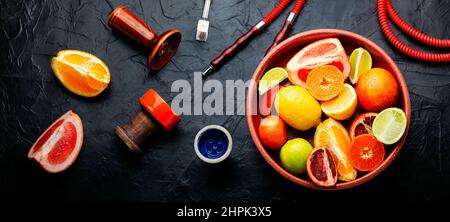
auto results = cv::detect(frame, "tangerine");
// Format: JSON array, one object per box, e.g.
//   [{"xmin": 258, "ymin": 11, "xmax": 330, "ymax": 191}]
[
  {"xmin": 349, "ymin": 134, "xmax": 385, "ymax": 172},
  {"xmin": 356, "ymin": 68, "xmax": 399, "ymax": 112},
  {"xmin": 258, "ymin": 115, "xmax": 287, "ymax": 150},
  {"xmin": 306, "ymin": 65, "xmax": 344, "ymax": 101}
]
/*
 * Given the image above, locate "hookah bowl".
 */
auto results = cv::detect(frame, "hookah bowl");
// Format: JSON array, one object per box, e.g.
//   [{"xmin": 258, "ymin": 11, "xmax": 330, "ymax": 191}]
[{"xmin": 108, "ymin": 5, "xmax": 182, "ymax": 72}]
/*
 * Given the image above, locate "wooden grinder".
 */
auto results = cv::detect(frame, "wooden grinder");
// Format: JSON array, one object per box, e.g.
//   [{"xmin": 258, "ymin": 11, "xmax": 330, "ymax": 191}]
[
  {"xmin": 115, "ymin": 89, "xmax": 181, "ymax": 154},
  {"xmin": 108, "ymin": 5, "xmax": 182, "ymax": 72}
]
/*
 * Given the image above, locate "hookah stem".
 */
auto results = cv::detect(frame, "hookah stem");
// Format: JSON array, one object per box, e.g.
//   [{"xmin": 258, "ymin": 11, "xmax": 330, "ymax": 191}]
[
  {"xmin": 266, "ymin": 0, "xmax": 306, "ymax": 55},
  {"xmin": 378, "ymin": 0, "xmax": 450, "ymax": 62},
  {"xmin": 202, "ymin": 0, "xmax": 292, "ymax": 78}
]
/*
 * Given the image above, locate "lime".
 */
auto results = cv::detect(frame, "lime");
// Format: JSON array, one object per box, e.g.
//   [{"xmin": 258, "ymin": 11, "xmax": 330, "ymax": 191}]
[
  {"xmin": 280, "ymin": 138, "xmax": 313, "ymax": 175},
  {"xmin": 349, "ymin": 48, "xmax": 372, "ymax": 85},
  {"xmin": 372, "ymin": 108, "xmax": 407, "ymax": 145},
  {"xmin": 258, "ymin": 67, "xmax": 288, "ymax": 96}
]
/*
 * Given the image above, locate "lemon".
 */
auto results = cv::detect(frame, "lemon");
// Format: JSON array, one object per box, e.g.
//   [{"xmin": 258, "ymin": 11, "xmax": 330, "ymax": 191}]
[
  {"xmin": 349, "ymin": 47, "xmax": 372, "ymax": 85},
  {"xmin": 258, "ymin": 67, "xmax": 288, "ymax": 96},
  {"xmin": 321, "ymin": 84, "xmax": 358, "ymax": 120},
  {"xmin": 372, "ymin": 108, "xmax": 407, "ymax": 145},
  {"xmin": 274, "ymin": 86, "xmax": 321, "ymax": 131}
]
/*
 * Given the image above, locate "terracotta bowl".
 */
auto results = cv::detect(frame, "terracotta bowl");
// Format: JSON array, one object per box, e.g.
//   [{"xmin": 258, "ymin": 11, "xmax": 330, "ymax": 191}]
[{"xmin": 246, "ymin": 29, "xmax": 411, "ymax": 190}]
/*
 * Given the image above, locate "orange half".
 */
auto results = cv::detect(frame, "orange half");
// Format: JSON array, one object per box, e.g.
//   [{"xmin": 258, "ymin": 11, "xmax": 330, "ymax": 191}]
[
  {"xmin": 306, "ymin": 65, "xmax": 344, "ymax": 101},
  {"xmin": 314, "ymin": 118, "xmax": 357, "ymax": 182},
  {"xmin": 51, "ymin": 50, "xmax": 110, "ymax": 97}
]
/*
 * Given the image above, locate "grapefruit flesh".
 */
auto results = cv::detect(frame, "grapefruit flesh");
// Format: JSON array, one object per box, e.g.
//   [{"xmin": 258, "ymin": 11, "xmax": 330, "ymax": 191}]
[
  {"xmin": 47, "ymin": 122, "xmax": 77, "ymax": 164},
  {"xmin": 28, "ymin": 111, "xmax": 83, "ymax": 173},
  {"xmin": 32, "ymin": 119, "xmax": 64, "ymax": 154},
  {"xmin": 286, "ymin": 38, "xmax": 350, "ymax": 87}
]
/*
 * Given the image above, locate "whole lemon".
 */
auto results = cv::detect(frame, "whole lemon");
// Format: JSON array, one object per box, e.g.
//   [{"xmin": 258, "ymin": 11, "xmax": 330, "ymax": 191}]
[{"xmin": 274, "ymin": 86, "xmax": 321, "ymax": 130}]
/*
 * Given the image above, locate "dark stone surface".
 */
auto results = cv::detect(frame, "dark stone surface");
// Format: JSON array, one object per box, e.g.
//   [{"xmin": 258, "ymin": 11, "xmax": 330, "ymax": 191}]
[{"xmin": 0, "ymin": 0, "xmax": 449, "ymax": 202}]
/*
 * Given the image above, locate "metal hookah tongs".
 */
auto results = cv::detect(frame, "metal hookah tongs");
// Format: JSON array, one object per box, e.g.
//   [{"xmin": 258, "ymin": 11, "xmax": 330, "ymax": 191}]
[{"xmin": 196, "ymin": 0, "xmax": 212, "ymax": 42}]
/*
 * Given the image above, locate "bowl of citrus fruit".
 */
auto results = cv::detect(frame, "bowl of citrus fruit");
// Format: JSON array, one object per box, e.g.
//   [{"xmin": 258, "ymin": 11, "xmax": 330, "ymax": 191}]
[{"xmin": 246, "ymin": 29, "xmax": 411, "ymax": 190}]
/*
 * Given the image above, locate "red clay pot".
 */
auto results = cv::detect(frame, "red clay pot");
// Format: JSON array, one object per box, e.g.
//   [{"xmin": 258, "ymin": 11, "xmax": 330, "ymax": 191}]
[{"xmin": 246, "ymin": 29, "xmax": 411, "ymax": 190}]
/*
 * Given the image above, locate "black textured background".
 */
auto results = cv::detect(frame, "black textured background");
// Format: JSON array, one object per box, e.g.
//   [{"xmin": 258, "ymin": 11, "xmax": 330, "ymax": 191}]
[{"xmin": 0, "ymin": 0, "xmax": 449, "ymax": 202}]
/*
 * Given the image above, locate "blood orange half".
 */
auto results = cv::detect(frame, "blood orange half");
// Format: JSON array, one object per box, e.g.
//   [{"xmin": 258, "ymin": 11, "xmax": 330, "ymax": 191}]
[
  {"xmin": 307, "ymin": 146, "xmax": 337, "ymax": 187},
  {"xmin": 286, "ymin": 38, "xmax": 350, "ymax": 87},
  {"xmin": 349, "ymin": 112, "xmax": 377, "ymax": 140},
  {"xmin": 28, "ymin": 110, "xmax": 84, "ymax": 173}
]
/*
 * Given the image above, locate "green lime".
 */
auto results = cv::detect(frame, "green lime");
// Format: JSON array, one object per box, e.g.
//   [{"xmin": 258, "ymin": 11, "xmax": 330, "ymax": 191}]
[
  {"xmin": 372, "ymin": 108, "xmax": 407, "ymax": 145},
  {"xmin": 258, "ymin": 67, "xmax": 288, "ymax": 96},
  {"xmin": 349, "ymin": 47, "xmax": 372, "ymax": 85},
  {"xmin": 280, "ymin": 138, "xmax": 313, "ymax": 175}
]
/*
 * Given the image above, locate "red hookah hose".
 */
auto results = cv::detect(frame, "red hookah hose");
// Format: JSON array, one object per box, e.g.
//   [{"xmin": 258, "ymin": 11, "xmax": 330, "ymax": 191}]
[
  {"xmin": 378, "ymin": 0, "xmax": 450, "ymax": 62},
  {"xmin": 385, "ymin": 0, "xmax": 450, "ymax": 48},
  {"xmin": 262, "ymin": 0, "xmax": 292, "ymax": 24},
  {"xmin": 291, "ymin": 0, "xmax": 305, "ymax": 14},
  {"xmin": 266, "ymin": 0, "xmax": 306, "ymax": 54}
]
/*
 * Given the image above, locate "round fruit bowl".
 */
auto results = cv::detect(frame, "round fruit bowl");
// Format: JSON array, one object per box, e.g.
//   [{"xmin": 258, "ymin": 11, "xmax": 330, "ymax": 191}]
[{"xmin": 246, "ymin": 29, "xmax": 411, "ymax": 190}]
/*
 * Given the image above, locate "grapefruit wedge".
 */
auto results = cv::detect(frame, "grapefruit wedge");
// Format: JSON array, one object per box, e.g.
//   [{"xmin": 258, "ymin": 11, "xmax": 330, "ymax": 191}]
[
  {"xmin": 286, "ymin": 38, "xmax": 350, "ymax": 87},
  {"xmin": 28, "ymin": 111, "xmax": 84, "ymax": 173}
]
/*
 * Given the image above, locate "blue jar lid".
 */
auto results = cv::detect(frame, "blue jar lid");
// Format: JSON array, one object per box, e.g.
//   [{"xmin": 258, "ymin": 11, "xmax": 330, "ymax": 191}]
[{"xmin": 194, "ymin": 125, "xmax": 232, "ymax": 164}]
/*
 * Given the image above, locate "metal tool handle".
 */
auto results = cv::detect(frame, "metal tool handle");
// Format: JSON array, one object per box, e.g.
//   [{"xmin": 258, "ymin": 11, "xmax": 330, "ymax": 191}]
[{"xmin": 202, "ymin": 0, "xmax": 211, "ymax": 19}]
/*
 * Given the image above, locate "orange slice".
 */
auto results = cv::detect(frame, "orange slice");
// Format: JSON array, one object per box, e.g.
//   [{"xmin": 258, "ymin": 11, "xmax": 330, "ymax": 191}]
[
  {"xmin": 306, "ymin": 65, "xmax": 344, "ymax": 101},
  {"xmin": 321, "ymin": 84, "xmax": 358, "ymax": 120},
  {"xmin": 51, "ymin": 50, "xmax": 110, "ymax": 97},
  {"xmin": 314, "ymin": 118, "xmax": 357, "ymax": 182},
  {"xmin": 349, "ymin": 134, "xmax": 385, "ymax": 172}
]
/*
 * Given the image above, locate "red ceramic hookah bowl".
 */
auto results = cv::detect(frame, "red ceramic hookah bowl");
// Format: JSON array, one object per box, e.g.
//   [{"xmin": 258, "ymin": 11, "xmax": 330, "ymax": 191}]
[
  {"xmin": 115, "ymin": 89, "xmax": 181, "ymax": 154},
  {"xmin": 108, "ymin": 5, "xmax": 182, "ymax": 72}
]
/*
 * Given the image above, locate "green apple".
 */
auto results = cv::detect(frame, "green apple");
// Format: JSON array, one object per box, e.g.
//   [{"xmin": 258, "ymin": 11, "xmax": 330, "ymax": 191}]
[{"xmin": 280, "ymin": 138, "xmax": 313, "ymax": 175}]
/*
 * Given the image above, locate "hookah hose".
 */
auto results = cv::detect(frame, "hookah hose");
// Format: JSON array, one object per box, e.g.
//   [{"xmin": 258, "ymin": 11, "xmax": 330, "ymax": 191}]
[
  {"xmin": 202, "ymin": 0, "xmax": 292, "ymax": 78},
  {"xmin": 378, "ymin": 0, "xmax": 450, "ymax": 62},
  {"xmin": 266, "ymin": 0, "xmax": 306, "ymax": 54}
]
